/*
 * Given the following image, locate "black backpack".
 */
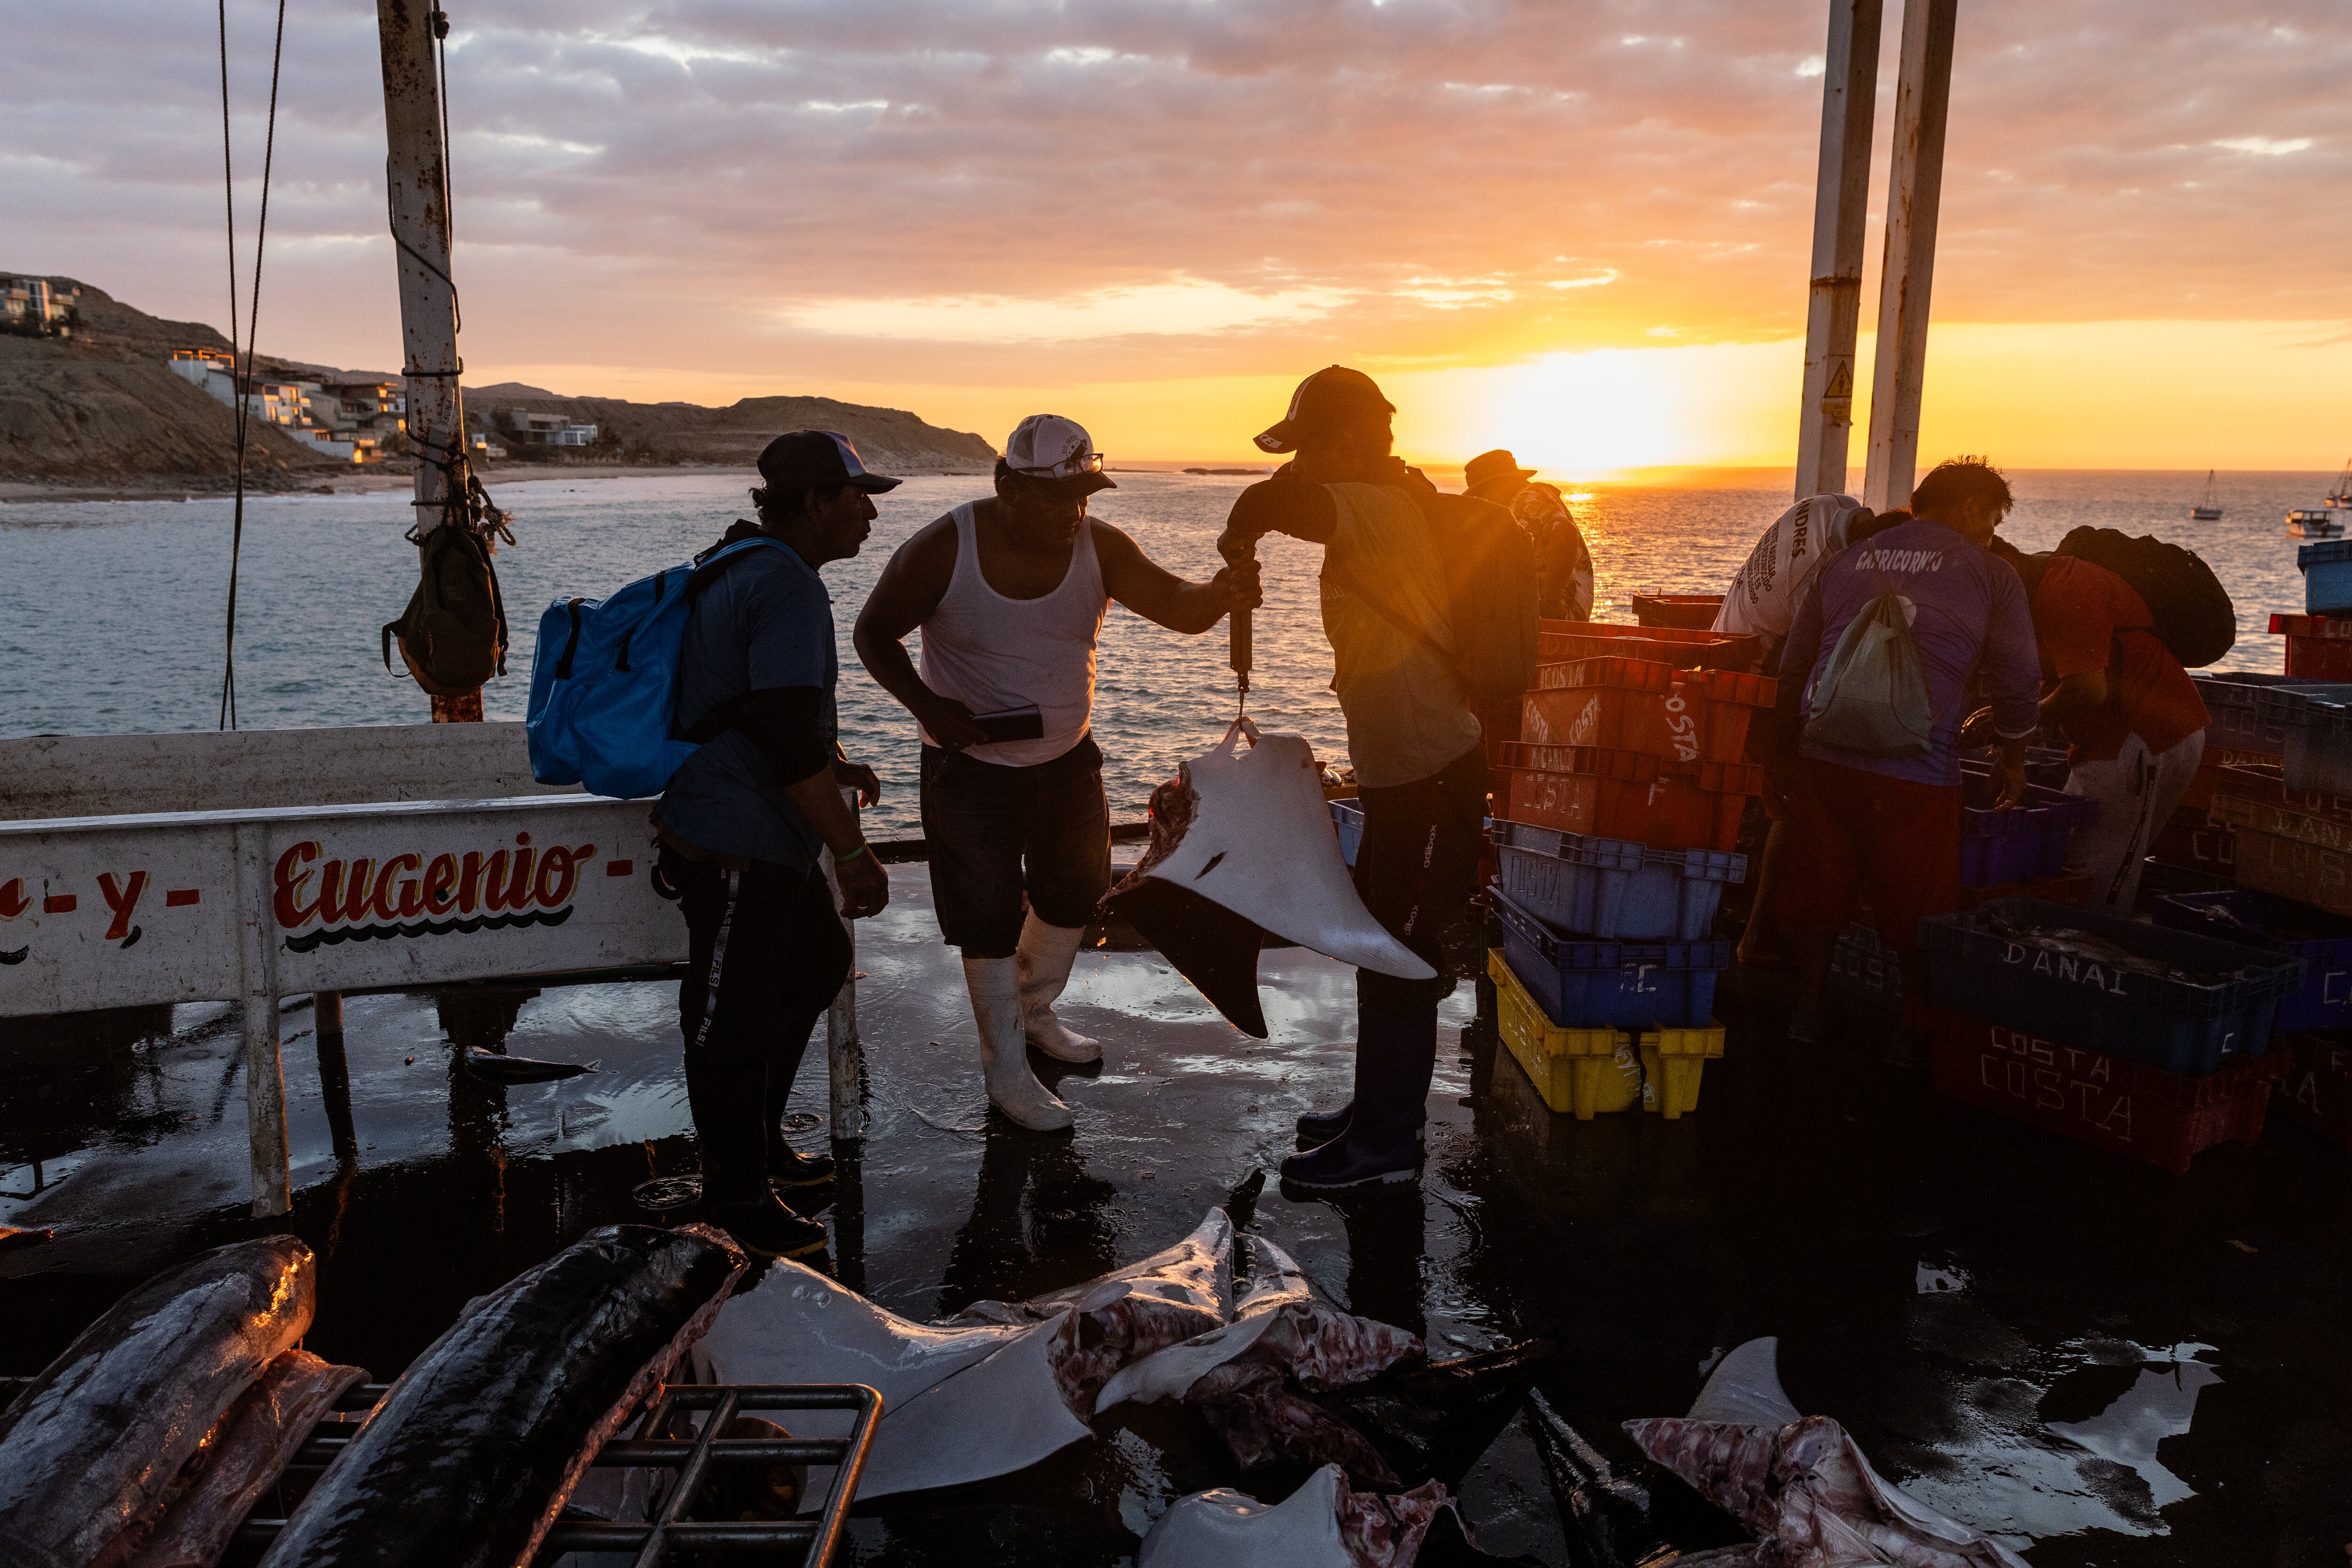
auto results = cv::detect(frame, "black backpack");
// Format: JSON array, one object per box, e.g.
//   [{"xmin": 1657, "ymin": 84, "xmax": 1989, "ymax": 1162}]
[
  {"xmin": 2053, "ymin": 526, "xmax": 2235, "ymax": 668},
  {"xmin": 382, "ymin": 522, "xmax": 510, "ymax": 695}
]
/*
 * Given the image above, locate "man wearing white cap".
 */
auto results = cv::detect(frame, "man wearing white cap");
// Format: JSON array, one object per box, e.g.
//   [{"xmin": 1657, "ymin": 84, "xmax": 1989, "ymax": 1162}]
[{"xmin": 855, "ymin": 415, "xmax": 1260, "ymax": 1130}]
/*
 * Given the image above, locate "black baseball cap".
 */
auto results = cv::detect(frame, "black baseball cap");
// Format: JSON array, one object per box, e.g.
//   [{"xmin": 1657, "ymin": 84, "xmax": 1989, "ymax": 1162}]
[
  {"xmin": 756, "ymin": 430, "xmax": 902, "ymax": 494},
  {"xmin": 1254, "ymin": 366, "xmax": 1397, "ymax": 454}
]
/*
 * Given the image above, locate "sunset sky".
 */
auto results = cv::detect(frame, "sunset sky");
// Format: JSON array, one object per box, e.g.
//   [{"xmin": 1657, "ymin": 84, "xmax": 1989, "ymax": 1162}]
[{"xmin": 9, "ymin": 1, "xmax": 2350, "ymax": 472}]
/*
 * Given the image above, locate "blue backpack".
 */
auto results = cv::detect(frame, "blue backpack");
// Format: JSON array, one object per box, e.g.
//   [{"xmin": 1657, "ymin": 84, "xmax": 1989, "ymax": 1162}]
[{"xmin": 525, "ymin": 537, "xmax": 786, "ymax": 798}]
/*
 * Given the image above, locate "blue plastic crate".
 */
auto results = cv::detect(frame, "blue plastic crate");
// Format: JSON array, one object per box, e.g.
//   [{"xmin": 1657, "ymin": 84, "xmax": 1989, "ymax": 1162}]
[
  {"xmin": 1329, "ymin": 799, "xmax": 1363, "ymax": 867},
  {"xmin": 2299, "ymin": 539, "xmax": 2352, "ymax": 616},
  {"xmin": 1488, "ymin": 818, "xmax": 1745, "ymax": 940},
  {"xmin": 2254, "ymin": 685, "xmax": 2352, "ymax": 796},
  {"xmin": 1492, "ymin": 886, "xmax": 1730, "ymax": 1029},
  {"xmin": 1958, "ymin": 765, "xmax": 2101, "ymax": 886},
  {"xmin": 1921, "ymin": 897, "xmax": 2305, "ymax": 1075},
  {"xmin": 2191, "ymin": 672, "xmax": 2322, "ymax": 755},
  {"xmin": 2153, "ymin": 887, "xmax": 2352, "ymax": 1033}
]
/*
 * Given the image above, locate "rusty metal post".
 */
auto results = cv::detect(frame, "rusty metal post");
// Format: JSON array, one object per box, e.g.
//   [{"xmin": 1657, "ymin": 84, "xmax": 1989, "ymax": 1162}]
[
  {"xmin": 1862, "ymin": 0, "xmax": 1959, "ymax": 512},
  {"xmin": 1795, "ymin": 0, "xmax": 1883, "ymax": 501},
  {"xmin": 233, "ymin": 824, "xmax": 291, "ymax": 1217},
  {"xmin": 376, "ymin": 0, "xmax": 477, "ymax": 720}
]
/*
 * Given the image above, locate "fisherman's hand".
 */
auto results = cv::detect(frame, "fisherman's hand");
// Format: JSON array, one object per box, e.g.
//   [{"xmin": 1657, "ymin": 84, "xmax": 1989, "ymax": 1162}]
[
  {"xmin": 1210, "ymin": 560, "xmax": 1262, "ymax": 613},
  {"xmin": 915, "ymin": 692, "xmax": 989, "ymax": 750},
  {"xmin": 1216, "ymin": 524, "xmax": 1260, "ymax": 569},
  {"xmin": 1992, "ymin": 755, "xmax": 2029, "ymax": 812},
  {"xmin": 834, "ymin": 757, "xmax": 882, "ymax": 807},
  {"xmin": 836, "ymin": 850, "xmax": 890, "ymax": 919}
]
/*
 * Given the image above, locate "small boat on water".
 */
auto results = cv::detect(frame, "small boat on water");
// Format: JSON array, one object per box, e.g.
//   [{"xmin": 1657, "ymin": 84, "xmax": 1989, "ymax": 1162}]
[
  {"xmin": 2287, "ymin": 461, "xmax": 2352, "ymax": 537},
  {"xmin": 2190, "ymin": 470, "xmax": 2224, "ymax": 521}
]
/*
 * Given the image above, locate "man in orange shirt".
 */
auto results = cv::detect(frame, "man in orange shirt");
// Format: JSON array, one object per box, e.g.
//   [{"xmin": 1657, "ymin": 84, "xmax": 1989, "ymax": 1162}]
[{"xmin": 2005, "ymin": 549, "xmax": 2211, "ymax": 910}]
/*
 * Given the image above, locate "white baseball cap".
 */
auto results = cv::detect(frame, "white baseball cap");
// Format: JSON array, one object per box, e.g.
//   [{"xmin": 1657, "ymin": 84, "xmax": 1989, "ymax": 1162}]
[{"xmin": 1003, "ymin": 414, "xmax": 1115, "ymax": 494}]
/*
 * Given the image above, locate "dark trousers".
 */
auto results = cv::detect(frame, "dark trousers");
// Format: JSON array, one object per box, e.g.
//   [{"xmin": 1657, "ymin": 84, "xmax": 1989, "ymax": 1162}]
[
  {"xmin": 920, "ymin": 735, "xmax": 1112, "ymax": 958},
  {"xmin": 1349, "ymin": 744, "xmax": 1490, "ymax": 1138},
  {"xmin": 673, "ymin": 855, "xmax": 851, "ymax": 1206}
]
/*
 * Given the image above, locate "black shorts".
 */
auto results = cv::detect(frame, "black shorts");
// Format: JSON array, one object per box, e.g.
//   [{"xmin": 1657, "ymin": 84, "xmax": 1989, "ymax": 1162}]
[{"xmin": 920, "ymin": 735, "xmax": 1111, "ymax": 957}]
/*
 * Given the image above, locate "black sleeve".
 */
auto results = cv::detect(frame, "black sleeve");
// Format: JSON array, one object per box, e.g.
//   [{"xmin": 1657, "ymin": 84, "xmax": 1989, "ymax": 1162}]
[
  {"xmin": 1227, "ymin": 471, "xmax": 1336, "ymax": 539},
  {"xmin": 737, "ymin": 686, "xmax": 832, "ymax": 788}
]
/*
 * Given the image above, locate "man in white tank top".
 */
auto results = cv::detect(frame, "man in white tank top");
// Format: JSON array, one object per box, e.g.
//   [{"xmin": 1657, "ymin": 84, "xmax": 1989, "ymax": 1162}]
[{"xmin": 855, "ymin": 415, "xmax": 1259, "ymax": 1131}]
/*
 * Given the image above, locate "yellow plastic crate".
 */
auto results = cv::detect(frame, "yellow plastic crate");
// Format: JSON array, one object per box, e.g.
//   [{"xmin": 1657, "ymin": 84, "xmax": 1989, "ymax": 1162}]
[
  {"xmin": 1488, "ymin": 950, "xmax": 1641, "ymax": 1118},
  {"xmin": 1638, "ymin": 1022, "xmax": 1726, "ymax": 1119}
]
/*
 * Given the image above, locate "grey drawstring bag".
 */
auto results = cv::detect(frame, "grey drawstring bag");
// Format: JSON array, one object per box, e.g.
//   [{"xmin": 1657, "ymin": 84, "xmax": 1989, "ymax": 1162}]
[{"xmin": 1804, "ymin": 552, "xmax": 1936, "ymax": 758}]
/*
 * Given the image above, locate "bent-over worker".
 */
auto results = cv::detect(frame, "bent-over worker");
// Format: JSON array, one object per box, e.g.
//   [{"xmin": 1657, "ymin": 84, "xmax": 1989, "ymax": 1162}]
[
  {"xmin": 855, "ymin": 414, "xmax": 1258, "ymax": 1132},
  {"xmin": 1464, "ymin": 447, "xmax": 1593, "ymax": 622},
  {"xmin": 1218, "ymin": 366, "xmax": 1516, "ymax": 1191},
  {"xmin": 653, "ymin": 430, "xmax": 895, "ymax": 1261},
  {"xmin": 2002, "ymin": 545, "xmax": 2210, "ymax": 911}
]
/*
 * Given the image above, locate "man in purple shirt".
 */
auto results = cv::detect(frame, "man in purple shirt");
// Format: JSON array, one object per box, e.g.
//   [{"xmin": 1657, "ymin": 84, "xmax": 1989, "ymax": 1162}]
[{"xmin": 1767, "ymin": 458, "xmax": 2040, "ymax": 1055}]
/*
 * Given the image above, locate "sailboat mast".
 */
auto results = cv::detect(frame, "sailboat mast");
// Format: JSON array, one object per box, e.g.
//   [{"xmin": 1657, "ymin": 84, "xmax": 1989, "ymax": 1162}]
[{"xmin": 376, "ymin": 0, "xmax": 477, "ymax": 722}]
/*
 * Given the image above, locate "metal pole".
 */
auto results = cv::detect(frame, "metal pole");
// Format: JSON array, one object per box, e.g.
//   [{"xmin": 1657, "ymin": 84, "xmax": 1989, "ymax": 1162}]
[
  {"xmin": 375, "ymin": 0, "xmax": 478, "ymax": 722},
  {"xmin": 1862, "ymin": 0, "xmax": 1959, "ymax": 512},
  {"xmin": 824, "ymin": 789, "xmax": 868, "ymax": 1145},
  {"xmin": 1795, "ymin": 0, "xmax": 1884, "ymax": 501},
  {"xmin": 234, "ymin": 825, "xmax": 291, "ymax": 1217}
]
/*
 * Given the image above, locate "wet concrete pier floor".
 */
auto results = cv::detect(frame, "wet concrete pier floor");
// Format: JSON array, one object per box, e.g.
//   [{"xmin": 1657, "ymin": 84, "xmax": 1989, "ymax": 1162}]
[{"xmin": 3, "ymin": 867, "xmax": 2348, "ymax": 1565}]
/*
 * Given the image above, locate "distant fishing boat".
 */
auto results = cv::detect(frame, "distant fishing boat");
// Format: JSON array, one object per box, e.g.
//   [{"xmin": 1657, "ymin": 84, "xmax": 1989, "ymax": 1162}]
[
  {"xmin": 2189, "ymin": 470, "xmax": 2223, "ymax": 521},
  {"xmin": 2287, "ymin": 460, "xmax": 2352, "ymax": 538}
]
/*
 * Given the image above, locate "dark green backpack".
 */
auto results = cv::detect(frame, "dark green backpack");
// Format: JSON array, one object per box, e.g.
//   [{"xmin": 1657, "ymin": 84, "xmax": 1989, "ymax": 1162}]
[{"xmin": 382, "ymin": 523, "xmax": 509, "ymax": 696}]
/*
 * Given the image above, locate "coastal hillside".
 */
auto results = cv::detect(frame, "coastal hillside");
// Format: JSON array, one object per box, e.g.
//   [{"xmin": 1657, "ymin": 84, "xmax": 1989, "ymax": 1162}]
[
  {"xmin": 0, "ymin": 282, "xmax": 343, "ymax": 485},
  {"xmin": 463, "ymin": 387, "xmax": 998, "ymax": 474},
  {"xmin": 0, "ymin": 274, "xmax": 997, "ymax": 486}
]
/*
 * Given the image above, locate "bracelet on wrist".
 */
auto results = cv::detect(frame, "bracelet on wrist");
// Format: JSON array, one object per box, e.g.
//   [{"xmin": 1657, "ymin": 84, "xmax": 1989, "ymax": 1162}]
[{"xmin": 836, "ymin": 841, "xmax": 871, "ymax": 865}]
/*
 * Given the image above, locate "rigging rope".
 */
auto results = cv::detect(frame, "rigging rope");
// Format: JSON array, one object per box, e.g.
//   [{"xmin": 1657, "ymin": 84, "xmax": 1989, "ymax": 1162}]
[{"xmin": 215, "ymin": 0, "xmax": 290, "ymax": 731}]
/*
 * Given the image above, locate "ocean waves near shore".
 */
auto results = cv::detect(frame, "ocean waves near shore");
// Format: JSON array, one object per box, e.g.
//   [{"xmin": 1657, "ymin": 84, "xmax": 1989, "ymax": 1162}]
[{"xmin": 0, "ymin": 468, "xmax": 2322, "ymax": 837}]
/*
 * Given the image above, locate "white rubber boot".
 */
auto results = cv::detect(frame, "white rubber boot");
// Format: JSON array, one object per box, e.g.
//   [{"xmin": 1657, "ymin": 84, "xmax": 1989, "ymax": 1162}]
[
  {"xmin": 1015, "ymin": 912, "xmax": 1102, "ymax": 1064},
  {"xmin": 964, "ymin": 955, "xmax": 1074, "ymax": 1131}
]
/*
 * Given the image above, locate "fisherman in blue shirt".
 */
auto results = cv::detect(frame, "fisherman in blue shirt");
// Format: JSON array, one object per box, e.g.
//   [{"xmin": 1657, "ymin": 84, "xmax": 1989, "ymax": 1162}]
[{"xmin": 652, "ymin": 430, "xmax": 895, "ymax": 1260}]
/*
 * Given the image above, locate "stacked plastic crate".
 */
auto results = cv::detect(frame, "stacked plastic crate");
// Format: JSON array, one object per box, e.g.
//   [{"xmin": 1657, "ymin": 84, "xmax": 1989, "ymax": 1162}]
[{"xmin": 1482, "ymin": 622, "xmax": 1769, "ymax": 1120}]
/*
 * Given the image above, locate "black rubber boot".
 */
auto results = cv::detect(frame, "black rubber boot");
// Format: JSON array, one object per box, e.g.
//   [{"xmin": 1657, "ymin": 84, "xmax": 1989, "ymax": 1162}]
[
  {"xmin": 703, "ymin": 1194, "xmax": 830, "ymax": 1260},
  {"xmin": 1295, "ymin": 1102, "xmax": 1353, "ymax": 1150},
  {"xmin": 1279, "ymin": 1124, "xmax": 1422, "ymax": 1189},
  {"xmin": 1280, "ymin": 1004, "xmax": 1434, "ymax": 1190},
  {"xmin": 768, "ymin": 1145, "xmax": 836, "ymax": 1188}
]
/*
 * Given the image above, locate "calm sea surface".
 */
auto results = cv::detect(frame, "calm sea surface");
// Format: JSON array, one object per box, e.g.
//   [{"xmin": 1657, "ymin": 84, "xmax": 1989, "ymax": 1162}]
[{"xmin": 0, "ymin": 468, "xmax": 2329, "ymax": 836}]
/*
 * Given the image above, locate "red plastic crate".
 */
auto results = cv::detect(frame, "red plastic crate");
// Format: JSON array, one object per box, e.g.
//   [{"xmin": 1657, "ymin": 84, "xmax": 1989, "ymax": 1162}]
[
  {"xmin": 2271, "ymin": 613, "xmax": 2352, "ymax": 680},
  {"xmin": 1523, "ymin": 659, "xmax": 1777, "ymax": 765},
  {"xmin": 1631, "ymin": 592, "xmax": 1724, "ymax": 629},
  {"xmin": 1496, "ymin": 744, "xmax": 1762, "ymax": 852},
  {"xmin": 2147, "ymin": 808, "xmax": 2235, "ymax": 881},
  {"xmin": 1924, "ymin": 1007, "xmax": 2289, "ymax": 1175},
  {"xmin": 2275, "ymin": 1031, "xmax": 2352, "ymax": 1154},
  {"xmin": 1536, "ymin": 620, "xmax": 1761, "ymax": 674}
]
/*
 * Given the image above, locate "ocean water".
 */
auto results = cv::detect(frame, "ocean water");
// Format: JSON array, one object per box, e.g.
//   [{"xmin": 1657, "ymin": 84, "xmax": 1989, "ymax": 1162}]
[{"xmin": 0, "ymin": 467, "xmax": 2329, "ymax": 836}]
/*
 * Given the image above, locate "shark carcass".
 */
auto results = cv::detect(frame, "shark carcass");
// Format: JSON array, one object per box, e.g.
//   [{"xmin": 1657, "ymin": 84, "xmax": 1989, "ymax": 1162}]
[{"xmin": 1105, "ymin": 721, "xmax": 1433, "ymax": 1037}]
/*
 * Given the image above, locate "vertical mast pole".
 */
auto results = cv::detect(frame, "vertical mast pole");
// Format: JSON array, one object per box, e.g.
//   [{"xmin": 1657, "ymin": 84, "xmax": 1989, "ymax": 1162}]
[
  {"xmin": 1794, "ymin": 0, "xmax": 1883, "ymax": 502},
  {"xmin": 377, "ymin": 0, "xmax": 478, "ymax": 720},
  {"xmin": 1862, "ymin": 0, "xmax": 1958, "ymax": 512}
]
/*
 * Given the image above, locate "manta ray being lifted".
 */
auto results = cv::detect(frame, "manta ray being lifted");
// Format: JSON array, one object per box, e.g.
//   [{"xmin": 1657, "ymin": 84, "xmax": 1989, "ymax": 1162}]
[{"xmin": 1105, "ymin": 721, "xmax": 1433, "ymax": 1037}]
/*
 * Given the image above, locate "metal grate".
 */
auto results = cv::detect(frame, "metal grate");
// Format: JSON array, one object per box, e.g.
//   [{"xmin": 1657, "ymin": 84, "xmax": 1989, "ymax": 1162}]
[{"xmin": 0, "ymin": 1377, "xmax": 878, "ymax": 1568}]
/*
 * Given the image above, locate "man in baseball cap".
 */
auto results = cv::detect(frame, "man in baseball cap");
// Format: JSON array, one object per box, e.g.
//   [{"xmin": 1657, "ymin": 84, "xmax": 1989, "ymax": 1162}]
[
  {"xmin": 1219, "ymin": 367, "xmax": 1536, "ymax": 1192},
  {"xmin": 856, "ymin": 414, "xmax": 1258, "ymax": 1133},
  {"xmin": 647, "ymin": 429, "xmax": 896, "ymax": 1260}
]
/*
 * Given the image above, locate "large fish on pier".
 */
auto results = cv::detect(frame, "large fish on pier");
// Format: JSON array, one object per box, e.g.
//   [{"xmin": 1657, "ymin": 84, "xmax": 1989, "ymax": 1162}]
[
  {"xmin": 1107, "ymin": 722, "xmax": 1434, "ymax": 1037},
  {"xmin": 0, "ymin": 1235, "xmax": 316, "ymax": 1568},
  {"xmin": 255, "ymin": 1224, "xmax": 742, "ymax": 1568}
]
